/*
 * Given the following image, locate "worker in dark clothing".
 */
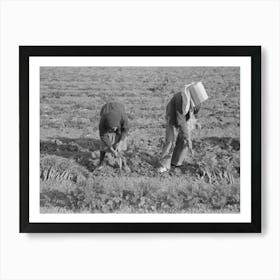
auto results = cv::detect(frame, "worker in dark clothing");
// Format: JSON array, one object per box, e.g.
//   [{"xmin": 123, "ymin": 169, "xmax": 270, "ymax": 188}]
[
  {"xmin": 97, "ymin": 102, "xmax": 130, "ymax": 171},
  {"xmin": 158, "ymin": 84, "xmax": 201, "ymax": 173}
]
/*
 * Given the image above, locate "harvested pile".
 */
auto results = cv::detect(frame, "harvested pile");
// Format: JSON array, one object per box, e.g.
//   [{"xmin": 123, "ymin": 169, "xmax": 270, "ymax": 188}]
[
  {"xmin": 40, "ymin": 155, "xmax": 90, "ymax": 183},
  {"xmin": 41, "ymin": 173, "xmax": 240, "ymax": 213}
]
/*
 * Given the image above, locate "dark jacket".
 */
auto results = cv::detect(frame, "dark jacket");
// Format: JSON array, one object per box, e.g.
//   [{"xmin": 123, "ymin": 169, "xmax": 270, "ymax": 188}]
[
  {"xmin": 99, "ymin": 102, "xmax": 129, "ymax": 147},
  {"xmin": 166, "ymin": 92, "xmax": 200, "ymax": 139}
]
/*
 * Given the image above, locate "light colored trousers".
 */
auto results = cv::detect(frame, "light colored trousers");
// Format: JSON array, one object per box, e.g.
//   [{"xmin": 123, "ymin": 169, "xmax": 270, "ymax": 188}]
[{"xmin": 159, "ymin": 124, "xmax": 189, "ymax": 169}]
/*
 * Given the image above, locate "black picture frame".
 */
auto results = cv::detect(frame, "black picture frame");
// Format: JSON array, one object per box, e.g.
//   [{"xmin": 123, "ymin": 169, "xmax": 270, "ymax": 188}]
[{"xmin": 20, "ymin": 46, "xmax": 261, "ymax": 233}]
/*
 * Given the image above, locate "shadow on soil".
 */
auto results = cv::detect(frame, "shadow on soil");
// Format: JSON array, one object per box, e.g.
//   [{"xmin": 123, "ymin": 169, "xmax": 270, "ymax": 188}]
[
  {"xmin": 40, "ymin": 137, "xmax": 102, "ymax": 172},
  {"xmin": 40, "ymin": 136, "xmax": 239, "ymax": 175}
]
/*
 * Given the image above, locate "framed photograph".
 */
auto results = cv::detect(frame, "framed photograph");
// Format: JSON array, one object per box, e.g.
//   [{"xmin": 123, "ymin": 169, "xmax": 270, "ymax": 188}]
[{"xmin": 20, "ymin": 46, "xmax": 261, "ymax": 233}]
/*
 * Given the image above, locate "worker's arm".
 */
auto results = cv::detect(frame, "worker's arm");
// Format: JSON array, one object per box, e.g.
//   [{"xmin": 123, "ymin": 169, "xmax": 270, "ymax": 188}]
[
  {"xmin": 193, "ymin": 104, "xmax": 201, "ymax": 116},
  {"xmin": 120, "ymin": 112, "xmax": 129, "ymax": 140},
  {"xmin": 109, "ymin": 146, "xmax": 118, "ymax": 157},
  {"xmin": 175, "ymin": 95, "xmax": 190, "ymax": 140},
  {"xmin": 99, "ymin": 132, "xmax": 118, "ymax": 157},
  {"xmin": 100, "ymin": 133, "xmax": 118, "ymax": 157},
  {"xmin": 99, "ymin": 119, "xmax": 118, "ymax": 158},
  {"xmin": 113, "ymin": 113, "xmax": 129, "ymax": 152}
]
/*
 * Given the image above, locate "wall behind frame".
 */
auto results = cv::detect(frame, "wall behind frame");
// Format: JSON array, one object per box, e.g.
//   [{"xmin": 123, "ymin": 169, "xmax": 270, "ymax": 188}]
[{"xmin": 0, "ymin": 0, "xmax": 279, "ymax": 279}]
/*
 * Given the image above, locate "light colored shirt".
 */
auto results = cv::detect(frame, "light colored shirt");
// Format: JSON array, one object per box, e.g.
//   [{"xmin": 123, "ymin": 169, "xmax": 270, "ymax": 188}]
[{"xmin": 182, "ymin": 84, "xmax": 192, "ymax": 115}]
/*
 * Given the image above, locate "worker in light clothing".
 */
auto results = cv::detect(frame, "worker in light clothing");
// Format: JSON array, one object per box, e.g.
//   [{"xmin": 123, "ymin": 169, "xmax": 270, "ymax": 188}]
[
  {"xmin": 158, "ymin": 84, "xmax": 201, "ymax": 173},
  {"xmin": 97, "ymin": 102, "xmax": 130, "ymax": 172}
]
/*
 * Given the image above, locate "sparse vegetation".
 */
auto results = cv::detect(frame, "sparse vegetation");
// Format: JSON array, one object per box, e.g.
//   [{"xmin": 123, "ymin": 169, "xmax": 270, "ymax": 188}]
[{"xmin": 40, "ymin": 67, "xmax": 240, "ymax": 213}]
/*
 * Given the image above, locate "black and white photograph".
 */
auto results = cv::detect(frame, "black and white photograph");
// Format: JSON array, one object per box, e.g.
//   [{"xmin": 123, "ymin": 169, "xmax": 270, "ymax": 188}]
[
  {"xmin": 20, "ymin": 46, "xmax": 260, "ymax": 232},
  {"xmin": 3, "ymin": 1, "xmax": 279, "ymax": 279},
  {"xmin": 40, "ymin": 66, "xmax": 240, "ymax": 214}
]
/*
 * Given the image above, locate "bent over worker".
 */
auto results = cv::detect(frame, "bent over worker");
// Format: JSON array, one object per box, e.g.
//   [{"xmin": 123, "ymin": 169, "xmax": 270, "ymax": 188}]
[
  {"xmin": 158, "ymin": 84, "xmax": 201, "ymax": 173},
  {"xmin": 97, "ymin": 102, "xmax": 130, "ymax": 172}
]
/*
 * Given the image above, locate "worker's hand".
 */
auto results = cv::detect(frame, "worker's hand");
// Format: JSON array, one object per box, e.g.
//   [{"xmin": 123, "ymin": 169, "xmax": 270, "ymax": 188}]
[
  {"xmin": 188, "ymin": 139, "xmax": 194, "ymax": 156},
  {"xmin": 109, "ymin": 147, "xmax": 118, "ymax": 158},
  {"xmin": 183, "ymin": 136, "xmax": 193, "ymax": 152},
  {"xmin": 195, "ymin": 122, "xmax": 201, "ymax": 130},
  {"xmin": 113, "ymin": 142, "xmax": 120, "ymax": 152}
]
